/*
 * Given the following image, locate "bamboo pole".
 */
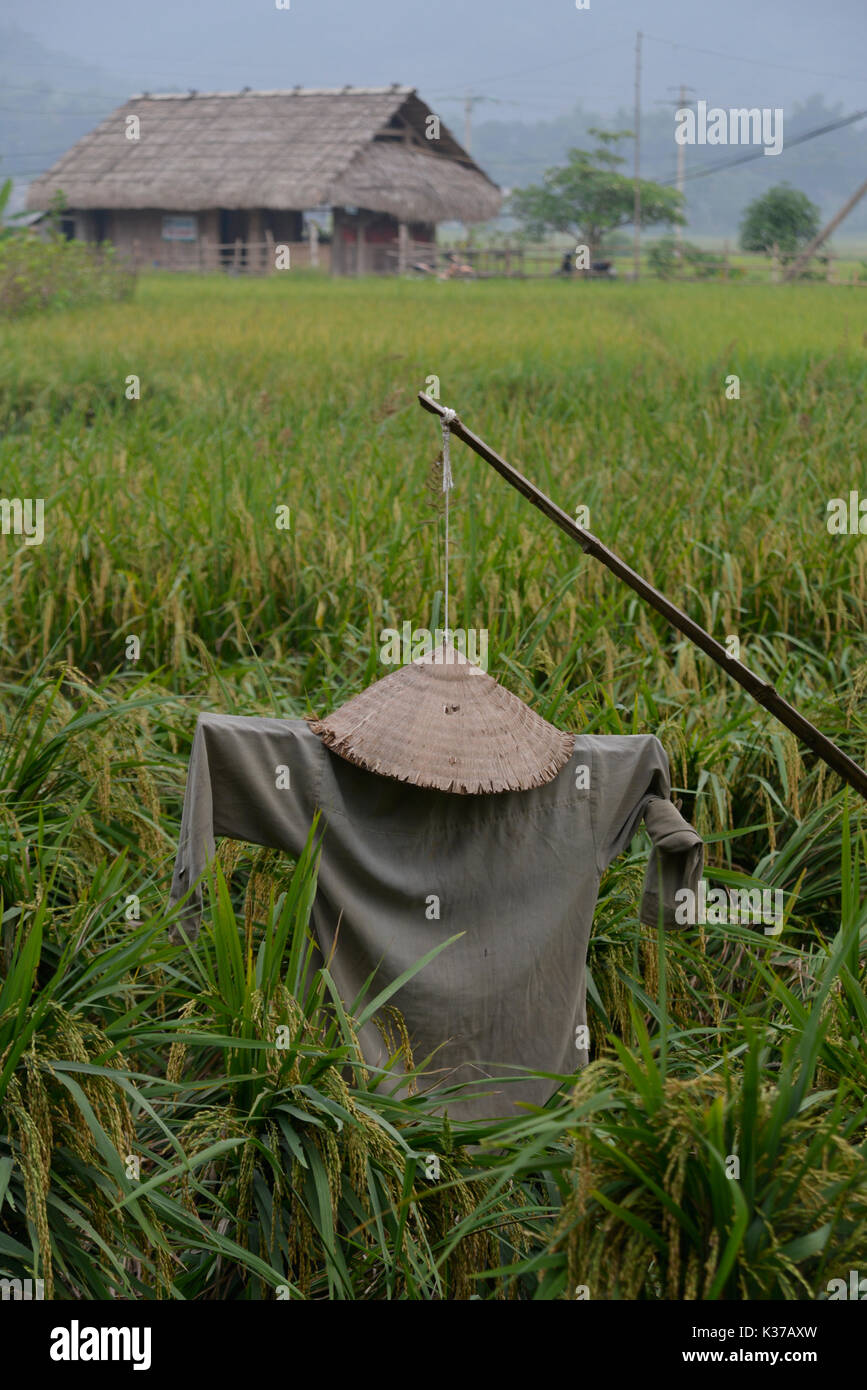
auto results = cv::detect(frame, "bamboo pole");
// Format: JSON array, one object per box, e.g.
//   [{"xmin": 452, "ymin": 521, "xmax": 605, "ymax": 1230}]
[{"xmin": 417, "ymin": 393, "xmax": 867, "ymax": 801}]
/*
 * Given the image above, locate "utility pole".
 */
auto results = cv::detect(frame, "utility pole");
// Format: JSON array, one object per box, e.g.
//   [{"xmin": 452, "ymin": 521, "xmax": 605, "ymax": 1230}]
[
  {"xmin": 675, "ymin": 84, "xmax": 687, "ymax": 252},
  {"xmin": 657, "ymin": 86, "xmax": 695, "ymax": 257},
  {"xmin": 436, "ymin": 92, "xmax": 522, "ymax": 156},
  {"xmin": 633, "ymin": 30, "xmax": 642, "ymax": 281},
  {"xmin": 782, "ymin": 176, "xmax": 867, "ymax": 281},
  {"xmin": 462, "ymin": 92, "xmax": 491, "ymax": 154}
]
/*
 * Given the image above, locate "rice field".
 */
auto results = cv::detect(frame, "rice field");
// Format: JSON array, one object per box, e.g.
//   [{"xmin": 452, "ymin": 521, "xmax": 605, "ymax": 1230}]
[{"xmin": 0, "ymin": 270, "xmax": 865, "ymax": 1300}]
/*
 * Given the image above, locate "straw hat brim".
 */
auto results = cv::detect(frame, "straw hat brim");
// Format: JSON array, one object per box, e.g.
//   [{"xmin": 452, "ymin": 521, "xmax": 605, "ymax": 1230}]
[{"xmin": 307, "ymin": 645, "xmax": 574, "ymax": 795}]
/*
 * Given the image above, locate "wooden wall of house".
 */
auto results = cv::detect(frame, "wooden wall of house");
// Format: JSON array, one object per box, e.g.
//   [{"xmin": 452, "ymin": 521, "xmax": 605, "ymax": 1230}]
[
  {"xmin": 64, "ymin": 205, "xmax": 426, "ymax": 272},
  {"xmin": 66, "ymin": 209, "xmax": 219, "ymax": 266},
  {"xmin": 332, "ymin": 209, "xmax": 436, "ymax": 275},
  {"xmin": 65, "ymin": 208, "xmax": 304, "ymax": 266}
]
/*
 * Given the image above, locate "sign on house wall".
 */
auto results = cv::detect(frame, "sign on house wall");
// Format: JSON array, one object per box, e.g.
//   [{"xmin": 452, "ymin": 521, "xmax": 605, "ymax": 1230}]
[{"xmin": 162, "ymin": 215, "xmax": 198, "ymax": 241}]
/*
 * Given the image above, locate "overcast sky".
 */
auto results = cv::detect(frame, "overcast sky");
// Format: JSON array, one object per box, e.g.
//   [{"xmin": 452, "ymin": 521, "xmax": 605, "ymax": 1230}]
[{"xmin": 3, "ymin": 0, "xmax": 866, "ymax": 125}]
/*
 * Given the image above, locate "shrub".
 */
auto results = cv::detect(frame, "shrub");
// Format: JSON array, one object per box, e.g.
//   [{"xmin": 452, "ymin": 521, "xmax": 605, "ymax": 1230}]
[
  {"xmin": 648, "ymin": 237, "xmax": 739, "ymax": 280},
  {"xmin": 0, "ymin": 228, "xmax": 135, "ymax": 318}
]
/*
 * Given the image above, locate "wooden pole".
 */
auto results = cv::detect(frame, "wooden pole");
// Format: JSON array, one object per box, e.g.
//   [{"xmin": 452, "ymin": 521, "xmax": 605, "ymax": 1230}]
[
  {"xmin": 782, "ymin": 176, "xmax": 867, "ymax": 283},
  {"xmin": 416, "ymin": 393, "xmax": 867, "ymax": 801},
  {"xmin": 633, "ymin": 30, "xmax": 642, "ymax": 282},
  {"xmin": 770, "ymin": 242, "xmax": 780, "ymax": 284},
  {"xmin": 674, "ymin": 83, "xmax": 686, "ymax": 258}
]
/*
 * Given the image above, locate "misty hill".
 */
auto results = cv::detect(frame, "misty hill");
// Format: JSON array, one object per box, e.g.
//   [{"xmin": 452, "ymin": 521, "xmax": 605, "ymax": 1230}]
[
  {"xmin": 475, "ymin": 93, "xmax": 867, "ymax": 239},
  {"xmin": 0, "ymin": 24, "xmax": 132, "ymax": 211}
]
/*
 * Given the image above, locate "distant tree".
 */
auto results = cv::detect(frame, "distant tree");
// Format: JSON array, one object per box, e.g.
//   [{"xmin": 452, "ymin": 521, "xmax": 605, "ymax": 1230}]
[
  {"xmin": 509, "ymin": 128, "xmax": 685, "ymax": 266},
  {"xmin": 739, "ymin": 183, "xmax": 821, "ymax": 257}
]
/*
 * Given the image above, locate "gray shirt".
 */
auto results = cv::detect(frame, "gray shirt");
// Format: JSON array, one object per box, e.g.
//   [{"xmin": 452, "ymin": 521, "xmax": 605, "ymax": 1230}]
[{"xmin": 168, "ymin": 714, "xmax": 703, "ymax": 1121}]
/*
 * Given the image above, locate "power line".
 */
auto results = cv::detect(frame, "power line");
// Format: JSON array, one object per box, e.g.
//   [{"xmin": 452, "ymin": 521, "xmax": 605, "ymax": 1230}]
[
  {"xmin": 0, "ymin": 38, "xmax": 629, "ymax": 98},
  {"xmin": 659, "ymin": 106, "xmax": 867, "ymax": 186},
  {"xmin": 429, "ymin": 40, "xmax": 631, "ymax": 97},
  {"xmin": 643, "ymin": 33, "xmax": 866, "ymax": 86}
]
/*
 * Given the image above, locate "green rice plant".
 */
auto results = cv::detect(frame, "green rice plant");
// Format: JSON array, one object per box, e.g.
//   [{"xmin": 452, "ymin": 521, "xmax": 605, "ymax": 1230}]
[
  {"xmin": 547, "ymin": 1032, "xmax": 866, "ymax": 1300},
  {"xmin": 497, "ymin": 816, "xmax": 867, "ymax": 1300},
  {"xmin": 0, "ymin": 873, "xmax": 320, "ymax": 1300},
  {"xmin": 0, "ymin": 895, "xmax": 179, "ymax": 1299},
  {"xmin": 0, "ymin": 660, "xmax": 177, "ymax": 913}
]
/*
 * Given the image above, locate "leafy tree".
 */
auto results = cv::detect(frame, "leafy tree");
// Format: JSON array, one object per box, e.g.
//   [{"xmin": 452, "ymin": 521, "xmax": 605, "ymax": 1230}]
[
  {"xmin": 509, "ymin": 128, "xmax": 685, "ymax": 266},
  {"xmin": 739, "ymin": 183, "xmax": 821, "ymax": 257}
]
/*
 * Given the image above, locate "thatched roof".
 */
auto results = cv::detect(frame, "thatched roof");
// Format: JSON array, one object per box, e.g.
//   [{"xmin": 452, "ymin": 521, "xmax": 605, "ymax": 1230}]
[{"xmin": 26, "ymin": 86, "xmax": 501, "ymax": 224}]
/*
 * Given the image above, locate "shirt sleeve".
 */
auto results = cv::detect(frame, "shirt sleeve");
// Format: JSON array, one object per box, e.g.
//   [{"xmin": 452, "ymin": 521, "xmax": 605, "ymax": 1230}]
[
  {"xmin": 588, "ymin": 733, "xmax": 703, "ymax": 929},
  {"xmin": 167, "ymin": 713, "xmax": 324, "ymax": 941}
]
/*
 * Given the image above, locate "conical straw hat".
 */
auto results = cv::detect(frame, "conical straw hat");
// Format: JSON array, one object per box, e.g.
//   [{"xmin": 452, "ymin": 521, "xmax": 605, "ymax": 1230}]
[{"xmin": 307, "ymin": 643, "xmax": 575, "ymax": 795}]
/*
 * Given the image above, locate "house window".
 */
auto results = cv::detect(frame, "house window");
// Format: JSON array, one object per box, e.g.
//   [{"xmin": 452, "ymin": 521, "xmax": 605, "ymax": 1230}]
[{"xmin": 162, "ymin": 215, "xmax": 198, "ymax": 241}]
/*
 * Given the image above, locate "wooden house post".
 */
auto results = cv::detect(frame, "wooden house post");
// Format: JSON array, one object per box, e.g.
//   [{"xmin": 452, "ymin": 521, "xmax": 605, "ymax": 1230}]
[
  {"xmin": 397, "ymin": 221, "xmax": 408, "ymax": 275},
  {"xmin": 356, "ymin": 214, "xmax": 367, "ymax": 275},
  {"xmin": 248, "ymin": 209, "xmax": 262, "ymax": 271}
]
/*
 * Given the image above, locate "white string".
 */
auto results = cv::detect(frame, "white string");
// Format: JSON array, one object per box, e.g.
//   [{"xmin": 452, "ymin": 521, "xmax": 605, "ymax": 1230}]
[{"xmin": 440, "ymin": 408, "xmax": 456, "ymax": 651}]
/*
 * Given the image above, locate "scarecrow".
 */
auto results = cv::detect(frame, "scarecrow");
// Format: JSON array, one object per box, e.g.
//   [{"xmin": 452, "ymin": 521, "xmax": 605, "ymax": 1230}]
[{"xmin": 168, "ymin": 642, "xmax": 702, "ymax": 1122}]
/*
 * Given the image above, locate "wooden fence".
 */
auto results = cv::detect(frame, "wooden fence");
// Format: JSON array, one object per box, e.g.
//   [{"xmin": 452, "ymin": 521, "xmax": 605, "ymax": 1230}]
[
  {"xmin": 128, "ymin": 234, "xmax": 865, "ymax": 285},
  {"xmin": 403, "ymin": 241, "xmax": 867, "ymax": 284},
  {"xmin": 130, "ymin": 236, "xmax": 330, "ymax": 274}
]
